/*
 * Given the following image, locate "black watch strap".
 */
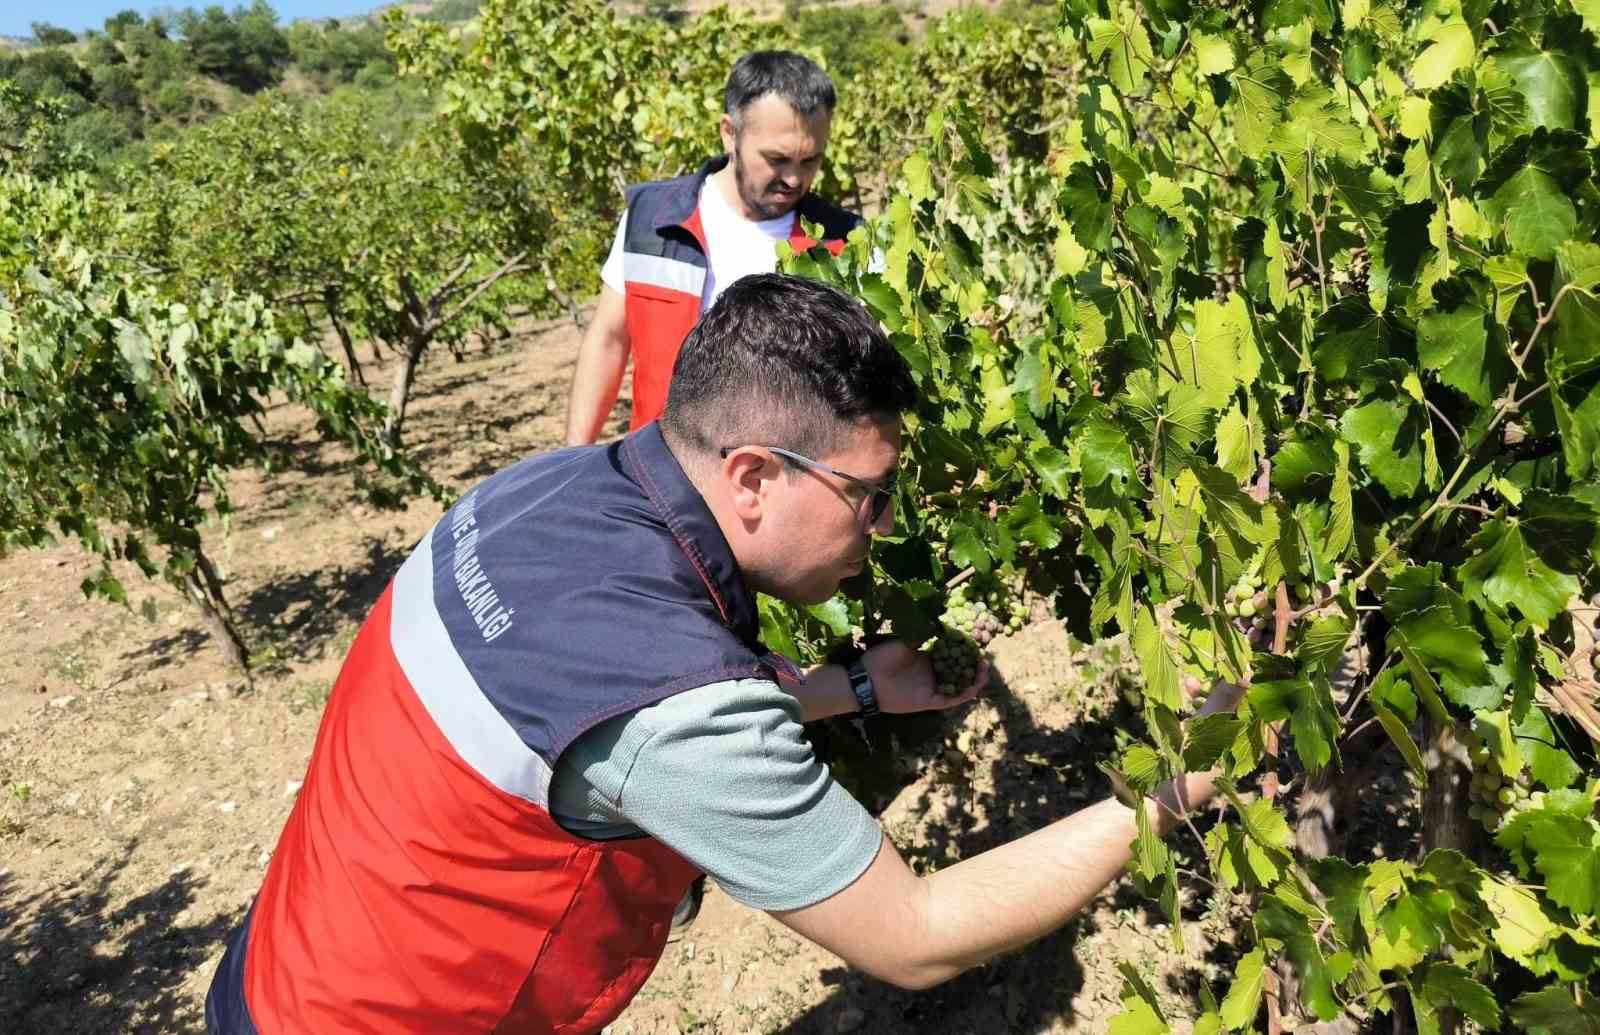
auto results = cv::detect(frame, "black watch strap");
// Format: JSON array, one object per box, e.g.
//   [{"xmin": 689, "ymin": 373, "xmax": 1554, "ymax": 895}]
[{"xmin": 846, "ymin": 657, "xmax": 879, "ymax": 719}]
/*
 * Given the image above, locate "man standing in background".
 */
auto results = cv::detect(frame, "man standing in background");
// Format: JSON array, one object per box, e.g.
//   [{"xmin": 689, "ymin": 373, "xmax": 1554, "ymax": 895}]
[{"xmin": 563, "ymin": 50, "xmax": 862, "ymax": 445}]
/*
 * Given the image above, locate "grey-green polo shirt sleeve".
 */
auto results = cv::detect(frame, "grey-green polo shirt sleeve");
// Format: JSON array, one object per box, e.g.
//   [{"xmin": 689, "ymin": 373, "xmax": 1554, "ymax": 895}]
[{"xmin": 549, "ymin": 678, "xmax": 884, "ymax": 912}]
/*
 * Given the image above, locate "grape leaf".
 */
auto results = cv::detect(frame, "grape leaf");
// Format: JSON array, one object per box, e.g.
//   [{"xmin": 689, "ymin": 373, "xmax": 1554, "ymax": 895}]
[
  {"xmin": 1058, "ymin": 163, "xmax": 1114, "ymax": 251},
  {"xmin": 1241, "ymin": 796, "xmax": 1294, "ymax": 852},
  {"xmin": 1232, "ymin": 58, "xmax": 1291, "ymax": 159},
  {"xmin": 947, "ymin": 520, "xmax": 991, "ymax": 575},
  {"xmin": 1219, "ymin": 947, "xmax": 1266, "ymax": 1030},
  {"xmin": 1028, "ymin": 443, "xmax": 1072, "ymax": 498},
  {"xmin": 1413, "ymin": 20, "xmax": 1475, "ymax": 91},
  {"xmin": 1088, "ymin": 15, "xmax": 1156, "ymax": 94},
  {"xmin": 1108, "ymin": 962, "xmax": 1171, "ymax": 1034},
  {"xmin": 1134, "ymin": 605, "xmax": 1182, "ymax": 710},
  {"xmin": 1273, "ymin": 434, "xmax": 1336, "ymax": 497},
  {"xmin": 1002, "ymin": 493, "xmax": 1061, "ymax": 549},
  {"xmin": 1341, "ymin": 393, "xmax": 1425, "ymax": 498},
  {"xmin": 1525, "ymin": 813, "xmax": 1600, "ymax": 914},
  {"xmin": 1496, "ymin": 789, "xmax": 1596, "ymax": 878},
  {"xmin": 1256, "ymin": 895, "xmax": 1341, "ymax": 1021},
  {"xmin": 1301, "ymin": 613, "xmax": 1354, "ymax": 671},
  {"xmin": 1326, "ymin": 440, "xmax": 1353, "ymax": 558},
  {"xmin": 1552, "ymin": 241, "xmax": 1600, "ymax": 369},
  {"xmin": 1106, "ymin": 996, "xmax": 1169, "ymax": 1035},
  {"xmin": 1509, "ymin": 984, "xmax": 1600, "ymax": 1035},
  {"xmin": 1576, "ymin": 0, "xmax": 1600, "ymax": 35},
  {"xmin": 1209, "ymin": 820, "xmax": 1284, "ymax": 888},
  {"xmin": 1121, "ymin": 743, "xmax": 1164, "ymax": 793},
  {"xmin": 1459, "ymin": 520, "xmax": 1579, "ymax": 629},
  {"xmin": 1416, "ymin": 305, "xmax": 1490, "ymax": 404},
  {"xmin": 1079, "ymin": 415, "xmax": 1136, "ymax": 487},
  {"xmin": 1372, "ymin": 888, "xmax": 1441, "ymax": 971},
  {"xmin": 1414, "ymin": 963, "xmax": 1502, "ymax": 1030},
  {"xmin": 1183, "ymin": 713, "xmax": 1244, "ymax": 771},
  {"xmin": 1497, "ymin": 48, "xmax": 1587, "ymax": 131},
  {"xmin": 1308, "ymin": 856, "xmax": 1368, "ymax": 943},
  {"xmin": 1516, "ymin": 708, "xmax": 1582, "ymax": 789},
  {"xmin": 1271, "ymin": 87, "xmax": 1366, "ymax": 162},
  {"xmin": 1193, "ymin": 32, "xmax": 1236, "ymax": 75},
  {"xmin": 1474, "ymin": 709, "xmax": 1524, "ymax": 778},
  {"xmin": 1215, "ymin": 403, "xmax": 1253, "ymax": 482},
  {"xmin": 1495, "ymin": 166, "xmax": 1578, "ymax": 260},
  {"xmin": 1374, "ymin": 703, "xmax": 1427, "ymax": 781},
  {"xmin": 855, "ymin": 273, "xmax": 905, "ymax": 332}
]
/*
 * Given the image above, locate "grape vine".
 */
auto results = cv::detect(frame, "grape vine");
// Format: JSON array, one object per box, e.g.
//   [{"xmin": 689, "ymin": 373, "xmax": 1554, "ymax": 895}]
[{"xmin": 784, "ymin": 0, "xmax": 1600, "ymax": 1030}]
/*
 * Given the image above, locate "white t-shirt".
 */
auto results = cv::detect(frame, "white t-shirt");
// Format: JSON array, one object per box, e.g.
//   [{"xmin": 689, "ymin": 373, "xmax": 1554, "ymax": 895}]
[{"xmin": 600, "ymin": 178, "xmax": 795, "ymax": 312}]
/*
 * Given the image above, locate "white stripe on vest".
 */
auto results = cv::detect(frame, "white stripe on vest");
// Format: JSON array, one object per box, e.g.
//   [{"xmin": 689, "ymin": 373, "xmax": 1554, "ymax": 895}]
[
  {"xmin": 389, "ymin": 536, "xmax": 554, "ymax": 807},
  {"xmin": 624, "ymin": 253, "xmax": 707, "ymax": 296}
]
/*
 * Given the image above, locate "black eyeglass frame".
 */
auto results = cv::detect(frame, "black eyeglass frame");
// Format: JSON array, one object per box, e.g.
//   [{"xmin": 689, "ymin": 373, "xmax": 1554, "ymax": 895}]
[{"xmin": 718, "ymin": 445, "xmax": 898, "ymax": 529}]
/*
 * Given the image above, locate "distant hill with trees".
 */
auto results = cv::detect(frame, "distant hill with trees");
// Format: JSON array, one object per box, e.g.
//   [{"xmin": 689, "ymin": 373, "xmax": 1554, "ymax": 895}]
[{"xmin": 1, "ymin": 1, "xmax": 476, "ymax": 164}]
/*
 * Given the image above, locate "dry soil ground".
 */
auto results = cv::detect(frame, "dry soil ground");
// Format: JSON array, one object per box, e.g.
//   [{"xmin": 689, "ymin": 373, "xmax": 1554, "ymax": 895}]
[{"xmin": 0, "ymin": 318, "xmax": 1244, "ymax": 1034}]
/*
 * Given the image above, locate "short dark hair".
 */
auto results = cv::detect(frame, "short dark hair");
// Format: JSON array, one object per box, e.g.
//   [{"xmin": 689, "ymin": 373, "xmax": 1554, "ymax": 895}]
[
  {"xmin": 661, "ymin": 274, "xmax": 916, "ymax": 461},
  {"xmin": 724, "ymin": 51, "xmax": 837, "ymax": 130}
]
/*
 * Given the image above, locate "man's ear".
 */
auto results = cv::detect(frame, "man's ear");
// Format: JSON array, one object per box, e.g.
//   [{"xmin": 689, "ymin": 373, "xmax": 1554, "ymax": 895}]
[
  {"xmin": 719, "ymin": 114, "xmax": 737, "ymax": 156},
  {"xmin": 723, "ymin": 448, "xmax": 773, "ymax": 523}
]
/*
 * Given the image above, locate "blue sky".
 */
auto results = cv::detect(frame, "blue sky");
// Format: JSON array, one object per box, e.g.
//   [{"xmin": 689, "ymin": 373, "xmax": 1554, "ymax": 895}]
[{"xmin": 2, "ymin": 2, "xmax": 380, "ymax": 38}]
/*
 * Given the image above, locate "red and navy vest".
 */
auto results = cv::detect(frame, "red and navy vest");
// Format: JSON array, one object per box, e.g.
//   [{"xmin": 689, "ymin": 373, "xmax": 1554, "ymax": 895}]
[
  {"xmin": 620, "ymin": 155, "xmax": 861, "ymax": 430},
  {"xmin": 207, "ymin": 423, "xmax": 781, "ymax": 1035}
]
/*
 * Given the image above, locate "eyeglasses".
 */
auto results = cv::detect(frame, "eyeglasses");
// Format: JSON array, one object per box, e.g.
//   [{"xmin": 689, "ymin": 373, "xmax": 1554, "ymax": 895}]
[{"xmin": 719, "ymin": 445, "xmax": 898, "ymax": 529}]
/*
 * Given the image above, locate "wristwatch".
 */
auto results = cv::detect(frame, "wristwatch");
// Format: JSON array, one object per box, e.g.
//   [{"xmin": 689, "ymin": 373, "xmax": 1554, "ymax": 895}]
[{"xmin": 846, "ymin": 657, "xmax": 879, "ymax": 719}]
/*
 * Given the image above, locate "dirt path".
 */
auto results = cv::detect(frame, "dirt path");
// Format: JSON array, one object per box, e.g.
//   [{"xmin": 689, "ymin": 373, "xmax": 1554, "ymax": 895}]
[{"xmin": 0, "ymin": 320, "xmax": 1234, "ymax": 1034}]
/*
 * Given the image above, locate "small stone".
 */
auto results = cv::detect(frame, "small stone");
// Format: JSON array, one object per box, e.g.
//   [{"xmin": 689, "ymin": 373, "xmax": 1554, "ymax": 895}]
[
  {"xmin": 188, "ymin": 690, "xmax": 210, "ymax": 703},
  {"xmin": 257, "ymin": 850, "xmax": 271, "ymax": 868},
  {"xmin": 48, "ymin": 695, "xmax": 77, "ymax": 709},
  {"xmin": 721, "ymin": 971, "xmax": 739, "ymax": 993},
  {"xmin": 260, "ymin": 526, "xmax": 281, "ymax": 541},
  {"xmin": 170, "ymin": 862, "xmax": 190, "ymax": 875},
  {"xmin": 284, "ymin": 780, "xmax": 304, "ymax": 798},
  {"xmin": 836, "ymin": 1007, "xmax": 865, "ymax": 1033},
  {"xmin": 59, "ymin": 791, "xmax": 82, "ymax": 809},
  {"xmin": 218, "ymin": 801, "xmax": 238, "ymax": 814}
]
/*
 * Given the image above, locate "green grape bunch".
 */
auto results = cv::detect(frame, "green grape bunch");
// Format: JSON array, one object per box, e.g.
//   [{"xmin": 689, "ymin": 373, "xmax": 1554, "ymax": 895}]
[
  {"xmin": 1225, "ymin": 574, "xmax": 1272, "ymax": 650},
  {"xmin": 925, "ymin": 578, "xmax": 1023, "ymax": 695},
  {"xmin": 1461, "ymin": 729, "xmax": 1539, "ymax": 833}
]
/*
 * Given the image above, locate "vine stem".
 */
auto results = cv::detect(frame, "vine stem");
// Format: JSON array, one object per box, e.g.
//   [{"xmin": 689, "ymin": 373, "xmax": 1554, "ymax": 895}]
[
  {"xmin": 945, "ymin": 566, "xmax": 976, "ymax": 591},
  {"xmin": 1512, "ymin": 282, "xmax": 1574, "ymax": 372},
  {"xmin": 1347, "ymin": 455, "xmax": 1471, "ymax": 593},
  {"xmin": 1423, "ymin": 398, "xmax": 1462, "ymax": 446}
]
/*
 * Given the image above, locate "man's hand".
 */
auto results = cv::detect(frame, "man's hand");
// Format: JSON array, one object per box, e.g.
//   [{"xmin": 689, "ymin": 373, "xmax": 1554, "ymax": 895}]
[{"xmin": 863, "ymin": 639, "xmax": 989, "ymax": 714}]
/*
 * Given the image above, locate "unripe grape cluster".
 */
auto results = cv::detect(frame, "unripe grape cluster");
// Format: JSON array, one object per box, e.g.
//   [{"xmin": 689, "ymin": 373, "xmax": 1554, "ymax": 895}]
[
  {"xmin": 1461, "ymin": 730, "xmax": 1540, "ymax": 832},
  {"xmin": 1225, "ymin": 574, "xmax": 1272, "ymax": 648},
  {"xmin": 925, "ymin": 579, "xmax": 1023, "ymax": 696}
]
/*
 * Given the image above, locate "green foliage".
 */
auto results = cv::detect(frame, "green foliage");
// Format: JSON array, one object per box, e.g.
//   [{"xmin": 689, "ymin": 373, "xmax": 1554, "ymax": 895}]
[
  {"xmin": 0, "ymin": 97, "xmax": 438, "ymax": 668},
  {"xmin": 175, "ymin": 1, "xmax": 290, "ymax": 94},
  {"xmin": 103, "ymin": 10, "xmax": 146, "ymax": 41},
  {"xmin": 782, "ymin": 0, "xmax": 910, "ymax": 82},
  {"xmin": 285, "ymin": 19, "xmax": 395, "ymax": 85},
  {"xmin": 31, "ymin": 23, "xmax": 78, "ymax": 47},
  {"xmin": 388, "ymin": 0, "xmax": 788, "ymax": 225},
  {"xmin": 785, "ymin": 0, "xmax": 1600, "ymax": 1029}
]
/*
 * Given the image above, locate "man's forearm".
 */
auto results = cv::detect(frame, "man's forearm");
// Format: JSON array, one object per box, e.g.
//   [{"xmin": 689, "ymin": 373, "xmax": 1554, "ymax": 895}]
[
  {"xmin": 565, "ymin": 341, "xmax": 627, "ymax": 444},
  {"xmin": 913, "ymin": 770, "xmax": 1218, "ymax": 983},
  {"xmin": 564, "ymin": 290, "xmax": 629, "ymax": 445}
]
